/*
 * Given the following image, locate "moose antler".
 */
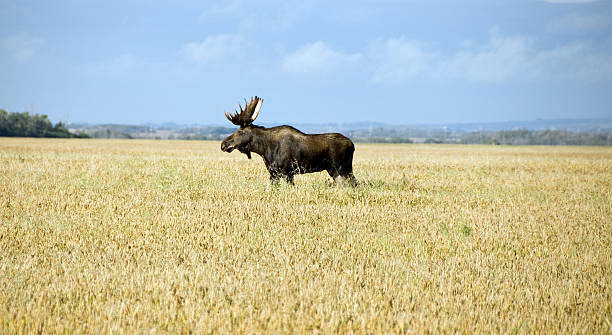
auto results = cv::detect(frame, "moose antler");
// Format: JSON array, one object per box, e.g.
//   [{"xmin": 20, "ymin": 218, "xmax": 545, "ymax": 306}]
[{"xmin": 225, "ymin": 96, "xmax": 263, "ymax": 127}]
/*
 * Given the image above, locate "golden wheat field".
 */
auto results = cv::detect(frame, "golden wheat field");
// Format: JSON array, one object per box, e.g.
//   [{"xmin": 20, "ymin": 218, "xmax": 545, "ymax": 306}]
[{"xmin": 0, "ymin": 137, "xmax": 611, "ymax": 334}]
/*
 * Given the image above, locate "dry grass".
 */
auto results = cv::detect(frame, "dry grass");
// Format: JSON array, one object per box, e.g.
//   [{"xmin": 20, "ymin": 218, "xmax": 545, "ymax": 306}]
[{"xmin": 0, "ymin": 137, "xmax": 610, "ymax": 334}]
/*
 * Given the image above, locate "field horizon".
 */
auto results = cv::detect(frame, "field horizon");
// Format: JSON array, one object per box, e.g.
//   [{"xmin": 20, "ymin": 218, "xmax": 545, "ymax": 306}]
[{"xmin": 1, "ymin": 138, "xmax": 610, "ymax": 333}]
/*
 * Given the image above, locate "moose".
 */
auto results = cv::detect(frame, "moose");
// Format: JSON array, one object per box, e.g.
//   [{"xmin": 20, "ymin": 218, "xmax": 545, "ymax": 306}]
[{"xmin": 221, "ymin": 96, "xmax": 357, "ymax": 186}]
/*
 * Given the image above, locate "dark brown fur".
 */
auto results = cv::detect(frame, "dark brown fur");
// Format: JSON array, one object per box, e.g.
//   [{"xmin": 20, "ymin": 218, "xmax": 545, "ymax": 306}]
[{"xmin": 221, "ymin": 97, "xmax": 357, "ymax": 185}]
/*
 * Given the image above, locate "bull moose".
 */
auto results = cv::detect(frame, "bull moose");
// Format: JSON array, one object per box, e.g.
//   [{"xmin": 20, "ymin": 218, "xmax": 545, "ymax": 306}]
[{"xmin": 221, "ymin": 96, "xmax": 357, "ymax": 186}]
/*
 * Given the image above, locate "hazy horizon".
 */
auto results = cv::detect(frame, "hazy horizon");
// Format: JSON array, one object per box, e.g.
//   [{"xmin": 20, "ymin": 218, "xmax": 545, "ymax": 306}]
[
  {"xmin": 2, "ymin": 1, "xmax": 611, "ymax": 125},
  {"xmin": 64, "ymin": 117, "xmax": 612, "ymax": 135}
]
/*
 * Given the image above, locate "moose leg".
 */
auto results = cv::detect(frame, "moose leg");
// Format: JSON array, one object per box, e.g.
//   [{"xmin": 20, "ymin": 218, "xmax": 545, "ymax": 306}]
[
  {"xmin": 327, "ymin": 169, "xmax": 351, "ymax": 187},
  {"xmin": 334, "ymin": 175, "xmax": 347, "ymax": 185},
  {"xmin": 268, "ymin": 168, "xmax": 294, "ymax": 186},
  {"xmin": 330, "ymin": 166, "xmax": 358, "ymax": 187},
  {"xmin": 336, "ymin": 157, "xmax": 358, "ymax": 186},
  {"xmin": 344, "ymin": 172, "xmax": 358, "ymax": 186},
  {"xmin": 326, "ymin": 169, "xmax": 336, "ymax": 179},
  {"xmin": 268, "ymin": 167, "xmax": 283, "ymax": 186},
  {"xmin": 327, "ymin": 169, "xmax": 341, "ymax": 185}
]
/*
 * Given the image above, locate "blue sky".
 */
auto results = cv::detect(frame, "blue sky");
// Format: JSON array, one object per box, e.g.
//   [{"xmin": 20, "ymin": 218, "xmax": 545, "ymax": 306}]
[{"xmin": 1, "ymin": 0, "xmax": 611, "ymax": 125}]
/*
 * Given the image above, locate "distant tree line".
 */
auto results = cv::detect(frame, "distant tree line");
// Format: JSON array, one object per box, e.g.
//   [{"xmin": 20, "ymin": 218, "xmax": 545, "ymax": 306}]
[
  {"xmin": 0, "ymin": 110, "xmax": 89, "ymax": 138},
  {"xmin": 70, "ymin": 124, "xmax": 236, "ymax": 140},
  {"xmin": 21, "ymin": 116, "xmax": 610, "ymax": 145},
  {"xmin": 350, "ymin": 128, "xmax": 610, "ymax": 145},
  {"xmin": 88, "ymin": 128, "xmax": 133, "ymax": 139},
  {"xmin": 353, "ymin": 137, "xmax": 413, "ymax": 144},
  {"xmin": 457, "ymin": 129, "xmax": 611, "ymax": 146}
]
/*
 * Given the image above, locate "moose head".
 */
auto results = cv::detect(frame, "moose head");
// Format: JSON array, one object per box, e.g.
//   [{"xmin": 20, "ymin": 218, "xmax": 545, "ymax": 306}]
[{"xmin": 220, "ymin": 96, "xmax": 263, "ymax": 159}]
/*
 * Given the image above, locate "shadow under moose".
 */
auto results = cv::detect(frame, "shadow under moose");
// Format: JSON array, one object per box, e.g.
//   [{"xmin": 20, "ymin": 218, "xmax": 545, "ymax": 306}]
[{"xmin": 220, "ymin": 96, "xmax": 358, "ymax": 186}]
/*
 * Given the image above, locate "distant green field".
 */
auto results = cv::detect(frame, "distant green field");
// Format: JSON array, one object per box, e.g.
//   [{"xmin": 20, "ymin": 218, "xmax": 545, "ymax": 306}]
[{"xmin": 1, "ymin": 138, "xmax": 610, "ymax": 334}]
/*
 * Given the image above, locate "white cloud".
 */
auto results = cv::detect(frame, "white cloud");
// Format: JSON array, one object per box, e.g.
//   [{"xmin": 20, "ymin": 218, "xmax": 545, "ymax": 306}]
[
  {"xmin": 532, "ymin": 41, "xmax": 612, "ymax": 82},
  {"xmin": 368, "ymin": 38, "xmax": 437, "ymax": 83},
  {"xmin": 439, "ymin": 32, "xmax": 532, "ymax": 82},
  {"xmin": 3, "ymin": 33, "xmax": 43, "ymax": 61},
  {"xmin": 180, "ymin": 34, "xmax": 249, "ymax": 64},
  {"xmin": 366, "ymin": 32, "xmax": 535, "ymax": 84},
  {"xmin": 282, "ymin": 41, "xmax": 363, "ymax": 75},
  {"xmin": 367, "ymin": 30, "xmax": 612, "ymax": 84},
  {"xmin": 367, "ymin": 32, "xmax": 534, "ymax": 83}
]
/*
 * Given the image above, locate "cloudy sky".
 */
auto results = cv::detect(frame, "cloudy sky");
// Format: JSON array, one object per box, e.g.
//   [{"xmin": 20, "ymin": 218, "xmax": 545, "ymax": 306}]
[{"xmin": 1, "ymin": 0, "xmax": 611, "ymax": 125}]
